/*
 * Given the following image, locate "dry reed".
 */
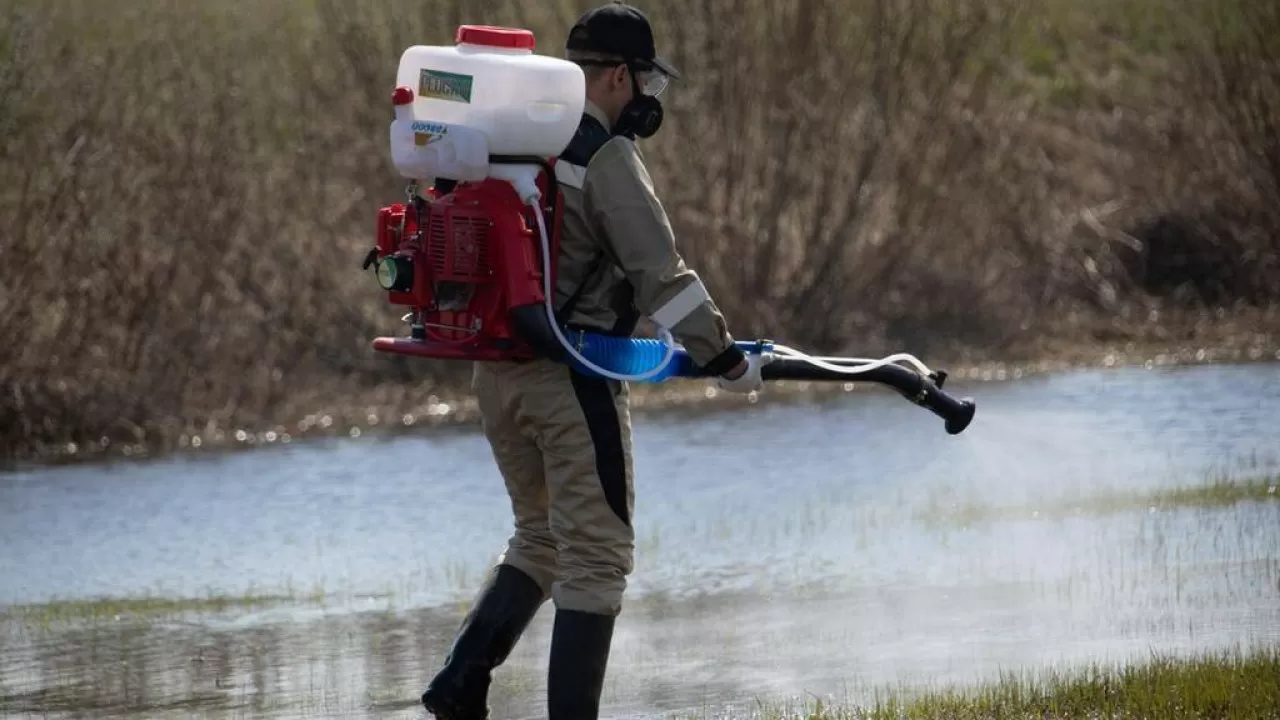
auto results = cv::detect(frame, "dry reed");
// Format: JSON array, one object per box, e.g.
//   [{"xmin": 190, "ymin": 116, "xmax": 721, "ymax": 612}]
[{"xmin": 1, "ymin": 0, "xmax": 1276, "ymax": 463}]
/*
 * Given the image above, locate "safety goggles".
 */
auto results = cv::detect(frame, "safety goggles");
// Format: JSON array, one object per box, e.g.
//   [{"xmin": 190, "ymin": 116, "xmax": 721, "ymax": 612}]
[
  {"xmin": 575, "ymin": 59, "xmax": 670, "ymax": 97},
  {"xmin": 635, "ymin": 66, "xmax": 669, "ymax": 97}
]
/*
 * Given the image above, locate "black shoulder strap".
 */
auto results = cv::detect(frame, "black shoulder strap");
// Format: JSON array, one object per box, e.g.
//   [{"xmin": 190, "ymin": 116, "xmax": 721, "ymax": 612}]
[
  {"xmin": 554, "ymin": 113, "xmax": 614, "ymax": 324},
  {"xmin": 560, "ymin": 113, "xmax": 612, "ymax": 167}
]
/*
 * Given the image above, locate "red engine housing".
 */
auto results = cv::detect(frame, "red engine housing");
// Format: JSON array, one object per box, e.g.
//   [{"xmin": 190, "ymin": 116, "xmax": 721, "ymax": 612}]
[{"xmin": 370, "ymin": 164, "xmax": 564, "ymax": 362}]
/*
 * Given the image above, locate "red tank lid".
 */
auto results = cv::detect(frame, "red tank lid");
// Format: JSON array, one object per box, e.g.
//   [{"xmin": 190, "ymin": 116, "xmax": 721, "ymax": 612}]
[{"xmin": 455, "ymin": 25, "xmax": 536, "ymax": 50}]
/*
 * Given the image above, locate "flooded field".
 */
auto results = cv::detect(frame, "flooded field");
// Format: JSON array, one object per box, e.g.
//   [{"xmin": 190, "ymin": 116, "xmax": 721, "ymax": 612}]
[{"xmin": 2, "ymin": 362, "xmax": 1279, "ymax": 718}]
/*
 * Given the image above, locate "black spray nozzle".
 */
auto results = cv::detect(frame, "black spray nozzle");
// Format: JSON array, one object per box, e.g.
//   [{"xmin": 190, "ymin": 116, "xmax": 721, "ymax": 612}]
[
  {"xmin": 918, "ymin": 370, "xmax": 976, "ymax": 435},
  {"xmin": 759, "ymin": 357, "xmax": 976, "ymax": 435}
]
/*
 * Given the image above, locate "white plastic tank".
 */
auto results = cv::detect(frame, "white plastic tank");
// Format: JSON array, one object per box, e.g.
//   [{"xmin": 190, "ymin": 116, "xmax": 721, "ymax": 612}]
[{"xmin": 390, "ymin": 25, "xmax": 586, "ymax": 183}]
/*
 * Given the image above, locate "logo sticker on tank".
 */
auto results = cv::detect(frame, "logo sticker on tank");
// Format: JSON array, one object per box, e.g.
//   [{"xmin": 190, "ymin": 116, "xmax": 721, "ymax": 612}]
[
  {"xmin": 419, "ymin": 69, "xmax": 473, "ymax": 104},
  {"xmin": 411, "ymin": 121, "xmax": 448, "ymax": 147}
]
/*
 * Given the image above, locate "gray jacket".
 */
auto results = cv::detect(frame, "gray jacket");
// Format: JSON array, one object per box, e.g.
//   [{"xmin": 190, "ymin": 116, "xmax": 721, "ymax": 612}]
[{"xmin": 550, "ymin": 101, "xmax": 745, "ymax": 375}]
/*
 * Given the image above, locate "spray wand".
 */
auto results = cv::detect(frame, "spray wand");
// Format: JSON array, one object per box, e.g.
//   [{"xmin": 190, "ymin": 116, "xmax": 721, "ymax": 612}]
[
  {"xmin": 525, "ymin": 200, "xmax": 976, "ymax": 435},
  {"xmin": 559, "ymin": 333, "xmax": 976, "ymax": 435}
]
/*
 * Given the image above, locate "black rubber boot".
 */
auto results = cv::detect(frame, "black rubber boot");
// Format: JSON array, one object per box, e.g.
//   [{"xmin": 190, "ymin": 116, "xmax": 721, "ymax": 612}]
[
  {"xmin": 546, "ymin": 608, "xmax": 617, "ymax": 720},
  {"xmin": 421, "ymin": 563, "xmax": 547, "ymax": 720}
]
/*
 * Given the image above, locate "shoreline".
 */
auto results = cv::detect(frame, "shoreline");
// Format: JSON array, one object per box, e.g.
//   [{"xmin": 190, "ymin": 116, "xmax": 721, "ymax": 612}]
[{"xmin": 7, "ymin": 326, "xmax": 1279, "ymax": 474}]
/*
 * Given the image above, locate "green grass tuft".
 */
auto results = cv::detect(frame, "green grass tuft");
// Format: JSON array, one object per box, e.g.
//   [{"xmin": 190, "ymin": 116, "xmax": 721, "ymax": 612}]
[
  {"xmin": 742, "ymin": 648, "xmax": 1280, "ymax": 719},
  {"xmin": 1, "ymin": 590, "xmax": 301, "ymax": 626}
]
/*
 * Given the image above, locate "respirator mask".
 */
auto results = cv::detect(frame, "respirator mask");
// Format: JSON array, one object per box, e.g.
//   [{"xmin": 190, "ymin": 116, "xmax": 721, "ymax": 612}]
[
  {"xmin": 576, "ymin": 58, "xmax": 671, "ymax": 139},
  {"xmin": 614, "ymin": 61, "xmax": 669, "ymax": 139}
]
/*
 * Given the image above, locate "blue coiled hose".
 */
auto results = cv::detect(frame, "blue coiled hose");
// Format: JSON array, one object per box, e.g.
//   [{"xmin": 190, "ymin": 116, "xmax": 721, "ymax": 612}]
[{"xmin": 564, "ymin": 331, "xmax": 772, "ymax": 383}]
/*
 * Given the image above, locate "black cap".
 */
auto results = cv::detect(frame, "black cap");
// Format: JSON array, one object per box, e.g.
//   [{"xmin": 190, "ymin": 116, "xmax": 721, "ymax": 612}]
[{"xmin": 565, "ymin": 2, "xmax": 680, "ymax": 79}]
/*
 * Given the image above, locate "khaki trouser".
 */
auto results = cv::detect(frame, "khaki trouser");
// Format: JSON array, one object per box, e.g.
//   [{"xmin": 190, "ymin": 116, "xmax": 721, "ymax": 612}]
[{"xmin": 472, "ymin": 358, "xmax": 635, "ymax": 617}]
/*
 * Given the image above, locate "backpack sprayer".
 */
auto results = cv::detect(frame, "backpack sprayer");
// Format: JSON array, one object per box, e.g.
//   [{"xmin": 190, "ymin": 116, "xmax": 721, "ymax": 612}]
[{"xmin": 363, "ymin": 25, "xmax": 976, "ymax": 435}]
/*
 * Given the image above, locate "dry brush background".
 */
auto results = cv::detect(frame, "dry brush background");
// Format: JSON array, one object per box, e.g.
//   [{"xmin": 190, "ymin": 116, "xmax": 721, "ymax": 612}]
[{"xmin": 1, "ymin": 0, "xmax": 1277, "ymax": 463}]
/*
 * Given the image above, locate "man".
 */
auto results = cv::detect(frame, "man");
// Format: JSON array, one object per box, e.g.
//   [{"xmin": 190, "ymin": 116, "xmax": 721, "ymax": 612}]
[{"xmin": 421, "ymin": 3, "xmax": 767, "ymax": 719}]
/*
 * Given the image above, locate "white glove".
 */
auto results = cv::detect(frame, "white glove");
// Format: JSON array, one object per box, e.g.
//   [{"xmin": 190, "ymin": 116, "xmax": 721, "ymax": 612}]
[{"xmin": 716, "ymin": 352, "xmax": 772, "ymax": 394}]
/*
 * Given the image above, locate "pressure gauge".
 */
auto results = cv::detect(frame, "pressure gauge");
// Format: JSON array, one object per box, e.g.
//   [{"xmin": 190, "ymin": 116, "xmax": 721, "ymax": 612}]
[{"xmin": 377, "ymin": 255, "xmax": 414, "ymax": 292}]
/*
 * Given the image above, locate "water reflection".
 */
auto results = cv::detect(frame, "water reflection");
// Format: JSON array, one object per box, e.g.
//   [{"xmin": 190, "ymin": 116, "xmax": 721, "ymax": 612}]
[
  {"xmin": 2, "ymin": 364, "xmax": 1279, "ymax": 718},
  {"xmin": 4, "ymin": 496, "xmax": 1277, "ymax": 719}
]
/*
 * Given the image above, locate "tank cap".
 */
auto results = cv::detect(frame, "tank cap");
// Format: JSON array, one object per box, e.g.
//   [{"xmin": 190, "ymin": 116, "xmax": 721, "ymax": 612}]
[{"xmin": 455, "ymin": 25, "xmax": 536, "ymax": 50}]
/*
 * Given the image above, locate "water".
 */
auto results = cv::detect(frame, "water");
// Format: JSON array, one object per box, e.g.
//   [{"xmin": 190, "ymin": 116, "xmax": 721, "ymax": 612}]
[{"xmin": 2, "ymin": 363, "xmax": 1279, "ymax": 718}]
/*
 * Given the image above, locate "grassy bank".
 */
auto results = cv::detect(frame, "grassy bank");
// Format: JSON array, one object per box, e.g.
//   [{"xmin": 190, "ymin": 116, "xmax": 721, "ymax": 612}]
[
  {"xmin": 2, "ymin": 0, "xmax": 1278, "ymax": 465},
  {"xmin": 748, "ymin": 648, "xmax": 1280, "ymax": 720}
]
